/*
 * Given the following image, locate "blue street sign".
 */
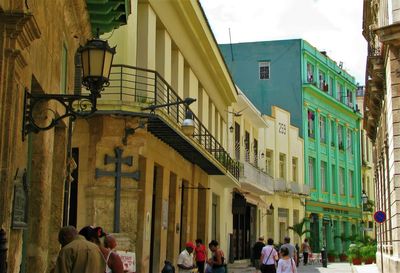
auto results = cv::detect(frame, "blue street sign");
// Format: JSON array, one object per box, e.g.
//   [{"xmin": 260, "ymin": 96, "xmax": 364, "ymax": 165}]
[{"xmin": 374, "ymin": 210, "xmax": 386, "ymax": 223}]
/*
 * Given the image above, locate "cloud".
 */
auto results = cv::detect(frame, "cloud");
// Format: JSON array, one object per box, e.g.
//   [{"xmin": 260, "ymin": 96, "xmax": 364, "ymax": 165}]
[{"xmin": 200, "ymin": 0, "xmax": 367, "ymax": 84}]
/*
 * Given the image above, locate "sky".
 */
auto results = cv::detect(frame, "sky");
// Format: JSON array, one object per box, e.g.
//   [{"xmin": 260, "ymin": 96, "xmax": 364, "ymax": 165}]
[{"xmin": 200, "ymin": 0, "xmax": 367, "ymax": 85}]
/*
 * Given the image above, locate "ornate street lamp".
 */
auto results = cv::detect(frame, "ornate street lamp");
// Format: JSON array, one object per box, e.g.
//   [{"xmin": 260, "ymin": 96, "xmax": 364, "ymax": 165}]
[
  {"xmin": 266, "ymin": 203, "xmax": 274, "ymax": 215},
  {"xmin": 181, "ymin": 109, "xmax": 195, "ymax": 136},
  {"xmin": 141, "ymin": 97, "xmax": 196, "ymax": 137},
  {"xmin": 362, "ymin": 191, "xmax": 368, "ymax": 205},
  {"xmin": 22, "ymin": 38, "xmax": 116, "ymax": 140}
]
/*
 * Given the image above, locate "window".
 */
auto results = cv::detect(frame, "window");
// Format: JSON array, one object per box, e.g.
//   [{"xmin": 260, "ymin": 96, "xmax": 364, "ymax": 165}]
[
  {"xmin": 265, "ymin": 149, "xmax": 274, "ymax": 176},
  {"xmin": 307, "ymin": 63, "xmax": 314, "ymax": 82},
  {"xmin": 331, "ymin": 164, "xmax": 336, "ymax": 194},
  {"xmin": 293, "ymin": 209, "xmax": 299, "ymax": 225},
  {"xmin": 319, "ymin": 70, "xmax": 327, "ymax": 91},
  {"xmin": 349, "ymin": 170, "xmax": 354, "ymax": 196},
  {"xmin": 234, "ymin": 123, "xmax": 240, "ymax": 160},
  {"xmin": 329, "ymin": 76, "xmax": 334, "ymax": 95},
  {"xmin": 347, "ymin": 129, "xmax": 353, "ymax": 154},
  {"xmin": 347, "ymin": 89, "xmax": 353, "ymax": 108},
  {"xmin": 362, "ymin": 175, "xmax": 366, "ymax": 193},
  {"xmin": 321, "ymin": 161, "xmax": 327, "ymax": 192},
  {"xmin": 308, "ymin": 110, "xmax": 315, "ymax": 138},
  {"xmin": 309, "ymin": 157, "xmax": 315, "ymax": 188},
  {"xmin": 259, "ymin": 61, "xmax": 270, "ymax": 80},
  {"xmin": 338, "ymin": 125, "xmax": 343, "ymax": 150},
  {"xmin": 279, "ymin": 153, "xmax": 286, "ymax": 179},
  {"xmin": 330, "ymin": 120, "xmax": 335, "ymax": 146},
  {"xmin": 292, "ymin": 157, "xmax": 298, "ymax": 182},
  {"xmin": 253, "ymin": 139, "xmax": 258, "ymax": 166},
  {"xmin": 320, "ymin": 116, "xmax": 326, "ymax": 143},
  {"xmin": 337, "ymin": 83, "xmax": 343, "ymax": 101},
  {"xmin": 61, "ymin": 43, "xmax": 68, "ymax": 94},
  {"xmin": 339, "ymin": 167, "xmax": 345, "ymax": 195},
  {"xmin": 245, "ymin": 131, "xmax": 250, "ymax": 162}
]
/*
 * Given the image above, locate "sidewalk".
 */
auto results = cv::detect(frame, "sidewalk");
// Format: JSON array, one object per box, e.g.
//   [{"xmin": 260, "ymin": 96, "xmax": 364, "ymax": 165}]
[
  {"xmin": 227, "ymin": 262, "xmax": 380, "ymax": 273},
  {"xmin": 352, "ymin": 264, "xmax": 379, "ymax": 273}
]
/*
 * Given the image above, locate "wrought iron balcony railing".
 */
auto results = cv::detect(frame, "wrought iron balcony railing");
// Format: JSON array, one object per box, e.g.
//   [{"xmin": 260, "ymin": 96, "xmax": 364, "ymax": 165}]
[{"xmin": 96, "ymin": 64, "xmax": 240, "ymax": 179}]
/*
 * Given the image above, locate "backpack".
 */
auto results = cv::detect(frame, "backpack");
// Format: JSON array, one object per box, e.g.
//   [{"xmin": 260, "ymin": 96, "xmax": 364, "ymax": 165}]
[{"xmin": 161, "ymin": 260, "xmax": 175, "ymax": 273}]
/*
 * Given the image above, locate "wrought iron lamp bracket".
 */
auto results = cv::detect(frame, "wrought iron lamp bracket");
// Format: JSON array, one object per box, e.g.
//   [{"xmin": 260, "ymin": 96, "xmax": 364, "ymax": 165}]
[{"xmin": 22, "ymin": 89, "xmax": 98, "ymax": 140}]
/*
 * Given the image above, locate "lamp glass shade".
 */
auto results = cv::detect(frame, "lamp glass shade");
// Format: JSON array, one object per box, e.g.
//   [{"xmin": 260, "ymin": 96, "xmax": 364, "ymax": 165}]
[
  {"xmin": 182, "ymin": 118, "xmax": 195, "ymax": 136},
  {"xmin": 81, "ymin": 50, "xmax": 90, "ymax": 78},
  {"xmin": 362, "ymin": 193, "xmax": 368, "ymax": 204},
  {"xmin": 80, "ymin": 38, "xmax": 116, "ymax": 91},
  {"xmin": 102, "ymin": 50, "xmax": 114, "ymax": 78},
  {"xmin": 89, "ymin": 48, "xmax": 106, "ymax": 77}
]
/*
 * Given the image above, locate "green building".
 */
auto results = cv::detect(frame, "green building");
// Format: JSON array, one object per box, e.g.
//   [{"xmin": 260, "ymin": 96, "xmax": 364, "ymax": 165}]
[{"xmin": 220, "ymin": 40, "xmax": 362, "ymax": 253}]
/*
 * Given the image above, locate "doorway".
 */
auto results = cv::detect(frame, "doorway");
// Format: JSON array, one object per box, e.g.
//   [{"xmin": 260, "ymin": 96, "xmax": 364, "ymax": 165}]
[
  {"xmin": 149, "ymin": 165, "xmax": 163, "ymax": 273},
  {"xmin": 232, "ymin": 193, "xmax": 256, "ymax": 260},
  {"xmin": 68, "ymin": 148, "xmax": 79, "ymax": 227}
]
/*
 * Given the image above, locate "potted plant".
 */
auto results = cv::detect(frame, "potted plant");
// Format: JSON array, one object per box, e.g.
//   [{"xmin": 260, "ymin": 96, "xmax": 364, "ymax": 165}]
[
  {"xmin": 327, "ymin": 250, "xmax": 338, "ymax": 262},
  {"xmin": 360, "ymin": 244, "xmax": 376, "ymax": 264},
  {"xmin": 347, "ymin": 243, "xmax": 362, "ymax": 265},
  {"xmin": 339, "ymin": 252, "xmax": 347, "ymax": 262}
]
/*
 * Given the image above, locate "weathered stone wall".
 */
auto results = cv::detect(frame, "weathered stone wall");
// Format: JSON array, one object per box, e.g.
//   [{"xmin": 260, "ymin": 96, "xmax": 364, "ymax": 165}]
[
  {"xmin": 72, "ymin": 115, "xmax": 209, "ymax": 272},
  {"xmin": 0, "ymin": 1, "xmax": 91, "ymax": 273}
]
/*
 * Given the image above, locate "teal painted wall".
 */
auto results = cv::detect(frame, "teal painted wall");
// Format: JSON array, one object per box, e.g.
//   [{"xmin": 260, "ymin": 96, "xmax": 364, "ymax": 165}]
[
  {"xmin": 220, "ymin": 39, "xmax": 362, "ymax": 252},
  {"xmin": 219, "ymin": 39, "xmax": 303, "ymax": 133}
]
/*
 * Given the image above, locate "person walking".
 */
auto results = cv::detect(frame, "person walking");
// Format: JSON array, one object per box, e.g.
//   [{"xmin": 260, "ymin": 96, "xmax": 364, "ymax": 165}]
[
  {"xmin": 280, "ymin": 237, "xmax": 297, "ymax": 265},
  {"xmin": 276, "ymin": 246, "xmax": 297, "ymax": 273},
  {"xmin": 260, "ymin": 238, "xmax": 278, "ymax": 273},
  {"xmin": 79, "ymin": 226, "xmax": 124, "ymax": 273},
  {"xmin": 252, "ymin": 236, "xmax": 265, "ymax": 271},
  {"xmin": 207, "ymin": 240, "xmax": 226, "ymax": 273},
  {"xmin": 54, "ymin": 226, "xmax": 105, "ymax": 273},
  {"xmin": 300, "ymin": 238, "xmax": 312, "ymax": 265},
  {"xmin": 177, "ymin": 242, "xmax": 196, "ymax": 273},
  {"xmin": 195, "ymin": 239, "xmax": 207, "ymax": 273}
]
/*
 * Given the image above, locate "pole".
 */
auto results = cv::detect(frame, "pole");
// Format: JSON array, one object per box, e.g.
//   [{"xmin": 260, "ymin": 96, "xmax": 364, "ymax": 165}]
[
  {"xmin": 379, "ymin": 222, "xmax": 384, "ymax": 273},
  {"xmin": 62, "ymin": 118, "xmax": 73, "ymax": 226}
]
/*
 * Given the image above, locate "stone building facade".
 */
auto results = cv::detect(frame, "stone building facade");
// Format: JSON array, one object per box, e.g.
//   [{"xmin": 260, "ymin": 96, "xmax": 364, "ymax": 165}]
[
  {"xmin": 70, "ymin": 1, "xmax": 239, "ymax": 272},
  {"xmin": 0, "ymin": 0, "xmax": 129, "ymax": 272},
  {"xmin": 363, "ymin": 0, "xmax": 400, "ymax": 272}
]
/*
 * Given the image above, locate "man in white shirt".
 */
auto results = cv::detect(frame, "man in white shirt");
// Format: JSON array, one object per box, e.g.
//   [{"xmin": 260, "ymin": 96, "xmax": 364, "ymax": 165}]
[{"xmin": 177, "ymin": 242, "xmax": 195, "ymax": 273}]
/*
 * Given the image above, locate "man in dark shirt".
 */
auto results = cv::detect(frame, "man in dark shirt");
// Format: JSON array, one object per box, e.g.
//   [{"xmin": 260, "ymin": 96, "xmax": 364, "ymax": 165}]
[{"xmin": 252, "ymin": 236, "xmax": 265, "ymax": 271}]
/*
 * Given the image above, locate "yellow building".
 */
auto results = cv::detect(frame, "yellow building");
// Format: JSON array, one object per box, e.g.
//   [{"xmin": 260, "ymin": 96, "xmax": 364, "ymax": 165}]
[
  {"xmin": 227, "ymin": 89, "xmax": 274, "ymax": 261},
  {"xmin": 356, "ymin": 86, "xmax": 375, "ymax": 239},
  {"xmin": 228, "ymin": 89, "xmax": 306, "ymax": 262},
  {"xmin": 262, "ymin": 106, "xmax": 306, "ymax": 246},
  {"xmin": 70, "ymin": 1, "xmax": 238, "ymax": 272}
]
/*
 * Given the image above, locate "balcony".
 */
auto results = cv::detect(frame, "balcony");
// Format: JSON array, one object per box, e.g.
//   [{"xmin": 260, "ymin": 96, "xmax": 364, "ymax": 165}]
[
  {"xmin": 301, "ymin": 184, "xmax": 310, "ymax": 196},
  {"xmin": 239, "ymin": 161, "xmax": 274, "ymax": 195},
  {"xmin": 274, "ymin": 178, "xmax": 289, "ymax": 192},
  {"xmin": 92, "ymin": 64, "xmax": 240, "ymax": 179},
  {"xmin": 288, "ymin": 181, "xmax": 301, "ymax": 194}
]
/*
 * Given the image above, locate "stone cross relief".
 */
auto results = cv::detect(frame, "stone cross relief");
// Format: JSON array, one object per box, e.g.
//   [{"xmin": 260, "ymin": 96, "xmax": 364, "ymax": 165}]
[{"xmin": 95, "ymin": 147, "xmax": 140, "ymax": 233}]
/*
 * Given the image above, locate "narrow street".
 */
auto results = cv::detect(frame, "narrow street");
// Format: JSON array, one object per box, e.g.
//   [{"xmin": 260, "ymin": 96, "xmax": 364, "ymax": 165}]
[{"xmin": 228, "ymin": 263, "xmax": 379, "ymax": 273}]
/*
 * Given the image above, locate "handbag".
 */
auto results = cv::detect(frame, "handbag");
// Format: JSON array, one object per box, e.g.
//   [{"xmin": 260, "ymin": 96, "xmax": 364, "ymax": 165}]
[{"xmin": 290, "ymin": 258, "xmax": 295, "ymax": 273}]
